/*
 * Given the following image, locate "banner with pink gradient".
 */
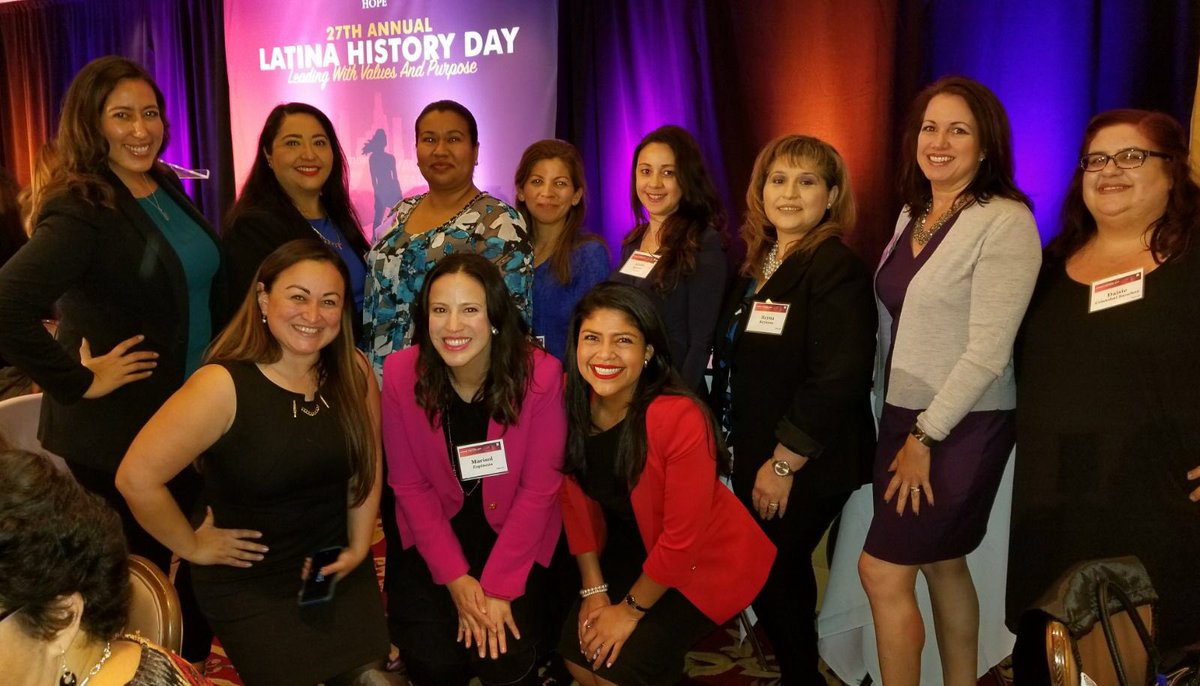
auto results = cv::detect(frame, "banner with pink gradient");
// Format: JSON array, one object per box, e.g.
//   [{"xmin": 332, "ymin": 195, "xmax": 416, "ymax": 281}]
[{"xmin": 224, "ymin": 0, "xmax": 557, "ymax": 239}]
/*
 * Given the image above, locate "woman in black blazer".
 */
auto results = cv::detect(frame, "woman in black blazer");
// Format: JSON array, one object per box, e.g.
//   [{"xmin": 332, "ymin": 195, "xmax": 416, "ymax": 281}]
[
  {"xmin": 0, "ymin": 56, "xmax": 224, "ymax": 661},
  {"xmin": 710, "ymin": 135, "xmax": 876, "ymax": 686},
  {"xmin": 222, "ymin": 102, "xmax": 370, "ymax": 327}
]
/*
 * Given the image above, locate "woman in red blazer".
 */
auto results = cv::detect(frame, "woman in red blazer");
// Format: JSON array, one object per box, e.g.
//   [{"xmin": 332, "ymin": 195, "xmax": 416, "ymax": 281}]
[
  {"xmin": 381, "ymin": 252, "xmax": 565, "ymax": 686},
  {"xmin": 558, "ymin": 282, "xmax": 775, "ymax": 686}
]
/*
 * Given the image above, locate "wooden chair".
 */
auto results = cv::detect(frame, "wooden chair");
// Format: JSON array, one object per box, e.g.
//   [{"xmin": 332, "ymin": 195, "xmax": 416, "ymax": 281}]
[
  {"xmin": 1039, "ymin": 557, "xmax": 1156, "ymax": 686},
  {"xmin": 125, "ymin": 555, "xmax": 183, "ymax": 653}
]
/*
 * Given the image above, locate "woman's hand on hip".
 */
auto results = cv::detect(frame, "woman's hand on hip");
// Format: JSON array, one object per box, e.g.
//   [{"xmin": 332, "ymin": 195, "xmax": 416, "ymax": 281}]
[
  {"xmin": 580, "ymin": 601, "xmax": 641, "ymax": 670},
  {"xmin": 884, "ymin": 435, "xmax": 934, "ymax": 516},
  {"xmin": 188, "ymin": 507, "xmax": 267, "ymax": 567},
  {"xmin": 81, "ymin": 335, "xmax": 158, "ymax": 398}
]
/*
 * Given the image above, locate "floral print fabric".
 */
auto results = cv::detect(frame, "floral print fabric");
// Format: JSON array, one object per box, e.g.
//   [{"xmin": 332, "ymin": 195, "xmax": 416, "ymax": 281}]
[{"xmin": 362, "ymin": 192, "xmax": 532, "ymax": 377}]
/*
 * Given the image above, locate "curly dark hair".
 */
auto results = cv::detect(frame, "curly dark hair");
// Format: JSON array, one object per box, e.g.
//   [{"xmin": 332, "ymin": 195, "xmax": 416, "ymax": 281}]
[
  {"xmin": 562, "ymin": 283, "xmax": 730, "ymax": 485},
  {"xmin": 1049, "ymin": 109, "xmax": 1198, "ymax": 263},
  {"xmin": 0, "ymin": 450, "xmax": 130, "ymax": 641},
  {"xmin": 897, "ymin": 76, "xmax": 1031, "ymax": 211},
  {"xmin": 411, "ymin": 252, "xmax": 534, "ymax": 426},
  {"xmin": 624, "ymin": 125, "xmax": 727, "ymax": 291},
  {"xmin": 223, "ymin": 102, "xmax": 369, "ymax": 258}
]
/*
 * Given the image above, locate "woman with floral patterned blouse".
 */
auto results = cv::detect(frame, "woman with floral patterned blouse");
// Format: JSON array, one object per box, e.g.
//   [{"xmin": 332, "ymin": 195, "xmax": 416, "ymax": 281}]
[{"xmin": 363, "ymin": 100, "xmax": 532, "ymax": 379}]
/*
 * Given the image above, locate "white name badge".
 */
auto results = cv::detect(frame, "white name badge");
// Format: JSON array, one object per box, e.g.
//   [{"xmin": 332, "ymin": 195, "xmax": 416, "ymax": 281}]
[
  {"xmin": 618, "ymin": 250, "xmax": 660, "ymax": 279},
  {"xmin": 456, "ymin": 439, "xmax": 509, "ymax": 480},
  {"xmin": 744, "ymin": 300, "xmax": 790, "ymax": 335},
  {"xmin": 1088, "ymin": 268, "xmax": 1144, "ymax": 313}
]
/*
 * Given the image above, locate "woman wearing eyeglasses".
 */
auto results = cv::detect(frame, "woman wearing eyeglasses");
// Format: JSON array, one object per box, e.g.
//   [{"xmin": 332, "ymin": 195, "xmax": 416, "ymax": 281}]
[{"xmin": 1006, "ymin": 110, "xmax": 1200, "ymax": 671}]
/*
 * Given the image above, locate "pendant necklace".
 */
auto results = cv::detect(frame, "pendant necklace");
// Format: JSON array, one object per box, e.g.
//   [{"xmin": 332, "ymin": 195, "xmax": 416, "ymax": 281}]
[{"xmin": 141, "ymin": 174, "xmax": 169, "ymax": 222}]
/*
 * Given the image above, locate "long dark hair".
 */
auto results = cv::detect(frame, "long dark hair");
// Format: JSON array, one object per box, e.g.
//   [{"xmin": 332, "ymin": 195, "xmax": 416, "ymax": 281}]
[
  {"xmin": 1049, "ymin": 109, "xmax": 1198, "ymax": 263},
  {"xmin": 563, "ymin": 283, "xmax": 730, "ymax": 485},
  {"xmin": 897, "ymin": 76, "xmax": 1031, "ymax": 211},
  {"xmin": 513, "ymin": 139, "xmax": 605, "ymax": 284},
  {"xmin": 206, "ymin": 239, "xmax": 375, "ymax": 506},
  {"xmin": 30, "ymin": 56, "xmax": 169, "ymax": 221},
  {"xmin": 411, "ymin": 253, "xmax": 533, "ymax": 427},
  {"xmin": 624, "ymin": 125, "xmax": 726, "ymax": 291},
  {"xmin": 224, "ymin": 102, "xmax": 368, "ymax": 257}
]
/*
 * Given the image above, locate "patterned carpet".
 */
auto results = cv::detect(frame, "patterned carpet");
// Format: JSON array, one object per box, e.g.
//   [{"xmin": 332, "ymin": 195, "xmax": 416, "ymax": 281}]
[{"xmin": 193, "ymin": 520, "xmax": 1011, "ymax": 685}]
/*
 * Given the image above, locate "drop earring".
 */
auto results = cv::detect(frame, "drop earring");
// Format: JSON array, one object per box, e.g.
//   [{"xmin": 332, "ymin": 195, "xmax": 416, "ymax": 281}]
[
  {"xmin": 261, "ymin": 313, "xmax": 267, "ymax": 324},
  {"xmin": 59, "ymin": 651, "xmax": 77, "ymax": 686}
]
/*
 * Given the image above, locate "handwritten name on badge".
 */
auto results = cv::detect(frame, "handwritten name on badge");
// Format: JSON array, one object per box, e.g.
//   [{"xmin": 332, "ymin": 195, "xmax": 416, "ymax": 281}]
[
  {"xmin": 456, "ymin": 439, "xmax": 509, "ymax": 480},
  {"xmin": 618, "ymin": 251, "xmax": 659, "ymax": 279},
  {"xmin": 1088, "ymin": 268, "xmax": 1144, "ymax": 313},
  {"xmin": 745, "ymin": 301, "xmax": 790, "ymax": 335}
]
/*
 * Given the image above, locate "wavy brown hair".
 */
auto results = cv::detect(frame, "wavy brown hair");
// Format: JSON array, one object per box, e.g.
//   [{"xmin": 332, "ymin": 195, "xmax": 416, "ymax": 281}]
[
  {"xmin": 206, "ymin": 239, "xmax": 375, "ymax": 506},
  {"xmin": 741, "ymin": 135, "xmax": 856, "ymax": 279},
  {"xmin": 513, "ymin": 139, "xmax": 606, "ymax": 284},
  {"xmin": 411, "ymin": 252, "xmax": 534, "ymax": 427},
  {"xmin": 1049, "ymin": 109, "xmax": 1198, "ymax": 263},
  {"xmin": 897, "ymin": 76, "xmax": 1031, "ymax": 212},
  {"xmin": 624, "ymin": 125, "xmax": 726, "ymax": 291},
  {"xmin": 28, "ymin": 56, "xmax": 170, "ymax": 222}
]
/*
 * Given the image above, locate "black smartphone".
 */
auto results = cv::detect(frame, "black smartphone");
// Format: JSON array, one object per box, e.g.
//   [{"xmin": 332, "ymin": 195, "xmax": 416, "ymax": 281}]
[{"xmin": 297, "ymin": 546, "xmax": 342, "ymax": 606}]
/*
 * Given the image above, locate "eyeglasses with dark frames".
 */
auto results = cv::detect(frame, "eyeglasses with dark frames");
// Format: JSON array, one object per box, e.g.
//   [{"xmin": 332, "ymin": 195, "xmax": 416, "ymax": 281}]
[
  {"xmin": 1079, "ymin": 148, "xmax": 1172, "ymax": 172},
  {"xmin": 0, "ymin": 605, "xmax": 22, "ymax": 623}
]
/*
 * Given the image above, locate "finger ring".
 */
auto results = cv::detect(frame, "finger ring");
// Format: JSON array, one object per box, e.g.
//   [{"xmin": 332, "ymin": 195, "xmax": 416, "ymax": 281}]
[
  {"xmin": 767, "ymin": 502, "xmax": 778, "ymax": 509},
  {"xmin": 909, "ymin": 486, "xmax": 921, "ymax": 493},
  {"xmin": 585, "ymin": 622, "xmax": 592, "ymax": 629}
]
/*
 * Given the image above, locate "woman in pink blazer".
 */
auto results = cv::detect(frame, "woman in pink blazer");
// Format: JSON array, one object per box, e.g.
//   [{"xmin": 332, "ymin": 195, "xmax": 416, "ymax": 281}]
[
  {"xmin": 558, "ymin": 282, "xmax": 775, "ymax": 686},
  {"xmin": 381, "ymin": 252, "xmax": 565, "ymax": 686}
]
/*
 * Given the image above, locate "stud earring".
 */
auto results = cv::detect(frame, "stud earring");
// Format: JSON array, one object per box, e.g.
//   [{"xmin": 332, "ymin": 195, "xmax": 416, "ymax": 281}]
[
  {"xmin": 261, "ymin": 313, "xmax": 267, "ymax": 324},
  {"xmin": 979, "ymin": 154, "xmax": 986, "ymax": 162},
  {"xmin": 490, "ymin": 326, "xmax": 499, "ymax": 335},
  {"xmin": 643, "ymin": 358, "xmax": 649, "ymax": 368},
  {"xmin": 826, "ymin": 202, "xmax": 832, "ymax": 209}
]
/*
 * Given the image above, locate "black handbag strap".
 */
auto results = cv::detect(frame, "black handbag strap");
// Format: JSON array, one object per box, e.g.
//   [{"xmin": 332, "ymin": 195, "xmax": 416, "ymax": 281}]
[{"xmin": 1096, "ymin": 577, "xmax": 1161, "ymax": 686}]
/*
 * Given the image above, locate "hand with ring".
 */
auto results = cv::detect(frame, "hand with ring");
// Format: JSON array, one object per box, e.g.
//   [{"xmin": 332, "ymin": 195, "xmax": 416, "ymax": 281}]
[{"xmin": 884, "ymin": 434, "xmax": 935, "ymax": 515}]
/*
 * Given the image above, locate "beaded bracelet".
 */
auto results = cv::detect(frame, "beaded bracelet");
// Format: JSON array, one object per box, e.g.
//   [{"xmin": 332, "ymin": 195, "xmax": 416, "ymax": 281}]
[{"xmin": 579, "ymin": 583, "xmax": 609, "ymax": 598}]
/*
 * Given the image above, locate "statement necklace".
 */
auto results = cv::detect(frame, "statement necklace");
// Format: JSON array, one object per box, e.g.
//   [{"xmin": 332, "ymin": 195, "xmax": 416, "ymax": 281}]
[
  {"xmin": 913, "ymin": 194, "xmax": 970, "ymax": 246},
  {"xmin": 292, "ymin": 394, "xmax": 330, "ymax": 418},
  {"xmin": 762, "ymin": 241, "xmax": 783, "ymax": 281},
  {"xmin": 141, "ymin": 174, "xmax": 169, "ymax": 222}
]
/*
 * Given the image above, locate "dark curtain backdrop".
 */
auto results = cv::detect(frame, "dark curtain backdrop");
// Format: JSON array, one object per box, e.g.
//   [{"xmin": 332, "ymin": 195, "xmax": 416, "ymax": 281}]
[
  {"xmin": 0, "ymin": 0, "xmax": 233, "ymax": 223},
  {"xmin": 1, "ymin": 0, "xmax": 1197, "ymax": 262}
]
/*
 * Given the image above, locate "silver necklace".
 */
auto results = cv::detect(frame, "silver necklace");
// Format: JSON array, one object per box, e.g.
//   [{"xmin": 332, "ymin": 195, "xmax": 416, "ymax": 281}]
[
  {"xmin": 309, "ymin": 218, "xmax": 343, "ymax": 250},
  {"xmin": 913, "ymin": 195, "xmax": 970, "ymax": 246},
  {"xmin": 140, "ymin": 174, "xmax": 169, "ymax": 222},
  {"xmin": 77, "ymin": 641, "xmax": 112, "ymax": 686},
  {"xmin": 762, "ymin": 241, "xmax": 782, "ymax": 281}
]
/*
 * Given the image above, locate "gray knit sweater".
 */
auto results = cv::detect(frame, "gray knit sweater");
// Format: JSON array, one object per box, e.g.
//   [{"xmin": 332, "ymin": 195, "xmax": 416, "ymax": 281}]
[{"xmin": 874, "ymin": 197, "xmax": 1042, "ymax": 440}]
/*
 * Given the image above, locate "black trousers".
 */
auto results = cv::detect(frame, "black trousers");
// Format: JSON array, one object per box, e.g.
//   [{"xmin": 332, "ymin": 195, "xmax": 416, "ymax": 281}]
[
  {"xmin": 735, "ymin": 481, "xmax": 849, "ymax": 686},
  {"xmin": 68, "ymin": 461, "xmax": 215, "ymax": 662},
  {"xmin": 391, "ymin": 544, "xmax": 542, "ymax": 686}
]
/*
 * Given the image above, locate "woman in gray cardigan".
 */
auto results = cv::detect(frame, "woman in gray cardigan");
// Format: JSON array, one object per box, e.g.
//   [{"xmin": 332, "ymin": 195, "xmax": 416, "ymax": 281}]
[{"xmin": 856, "ymin": 76, "xmax": 1041, "ymax": 686}]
